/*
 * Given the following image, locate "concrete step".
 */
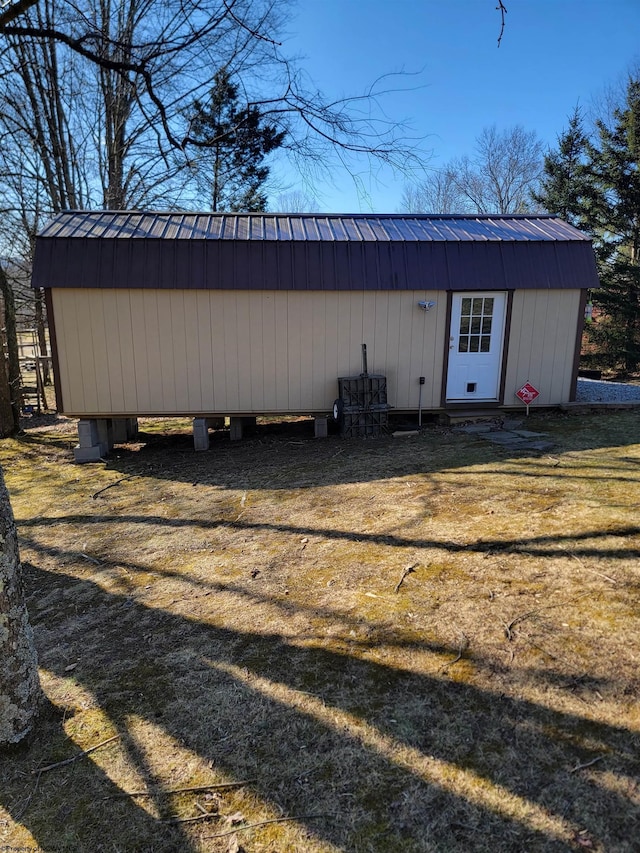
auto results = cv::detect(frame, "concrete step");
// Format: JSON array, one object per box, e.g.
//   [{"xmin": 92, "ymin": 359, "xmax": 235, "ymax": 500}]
[{"xmin": 441, "ymin": 409, "xmax": 502, "ymax": 425}]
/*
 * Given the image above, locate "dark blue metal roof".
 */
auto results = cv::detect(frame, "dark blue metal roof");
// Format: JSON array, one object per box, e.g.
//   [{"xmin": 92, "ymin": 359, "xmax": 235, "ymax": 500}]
[{"xmin": 32, "ymin": 211, "xmax": 600, "ymax": 292}]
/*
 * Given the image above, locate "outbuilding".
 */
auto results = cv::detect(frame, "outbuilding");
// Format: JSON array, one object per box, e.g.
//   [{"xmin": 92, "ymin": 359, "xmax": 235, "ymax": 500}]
[{"xmin": 31, "ymin": 211, "xmax": 599, "ymax": 459}]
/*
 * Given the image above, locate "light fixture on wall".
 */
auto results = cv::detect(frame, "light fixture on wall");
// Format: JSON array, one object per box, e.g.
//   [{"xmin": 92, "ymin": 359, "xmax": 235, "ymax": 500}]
[{"xmin": 418, "ymin": 300, "xmax": 436, "ymax": 312}]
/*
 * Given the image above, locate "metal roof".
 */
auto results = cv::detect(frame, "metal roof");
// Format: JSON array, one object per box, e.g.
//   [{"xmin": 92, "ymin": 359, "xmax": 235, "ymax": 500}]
[
  {"xmin": 32, "ymin": 211, "xmax": 600, "ymax": 292},
  {"xmin": 38, "ymin": 210, "xmax": 591, "ymax": 242}
]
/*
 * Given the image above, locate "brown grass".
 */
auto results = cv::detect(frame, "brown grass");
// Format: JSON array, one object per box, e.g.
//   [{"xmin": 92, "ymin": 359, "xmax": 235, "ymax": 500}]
[{"xmin": 1, "ymin": 409, "xmax": 640, "ymax": 852}]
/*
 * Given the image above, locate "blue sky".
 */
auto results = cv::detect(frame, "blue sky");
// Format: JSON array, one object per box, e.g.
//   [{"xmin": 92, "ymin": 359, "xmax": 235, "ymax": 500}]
[{"xmin": 274, "ymin": 0, "xmax": 640, "ymax": 212}]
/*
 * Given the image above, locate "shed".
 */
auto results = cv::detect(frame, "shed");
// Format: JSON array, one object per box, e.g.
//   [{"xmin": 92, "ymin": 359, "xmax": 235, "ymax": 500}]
[{"xmin": 31, "ymin": 211, "xmax": 600, "ymax": 457}]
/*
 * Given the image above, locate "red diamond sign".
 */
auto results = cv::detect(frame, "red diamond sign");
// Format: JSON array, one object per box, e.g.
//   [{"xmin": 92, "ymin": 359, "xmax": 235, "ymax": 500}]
[{"xmin": 516, "ymin": 382, "xmax": 540, "ymax": 405}]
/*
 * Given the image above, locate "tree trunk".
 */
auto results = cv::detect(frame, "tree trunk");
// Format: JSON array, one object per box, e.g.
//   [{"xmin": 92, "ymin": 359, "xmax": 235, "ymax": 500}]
[
  {"xmin": 0, "ymin": 265, "xmax": 21, "ymax": 433},
  {"xmin": 0, "ymin": 345, "xmax": 13, "ymax": 438},
  {"xmin": 34, "ymin": 288, "xmax": 50, "ymax": 385},
  {"xmin": 0, "ymin": 465, "xmax": 41, "ymax": 745}
]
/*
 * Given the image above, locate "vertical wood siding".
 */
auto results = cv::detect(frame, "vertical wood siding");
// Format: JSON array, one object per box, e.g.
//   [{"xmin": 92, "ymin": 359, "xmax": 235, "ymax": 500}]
[
  {"xmin": 52, "ymin": 287, "xmax": 580, "ymax": 416},
  {"xmin": 503, "ymin": 289, "xmax": 581, "ymax": 406}
]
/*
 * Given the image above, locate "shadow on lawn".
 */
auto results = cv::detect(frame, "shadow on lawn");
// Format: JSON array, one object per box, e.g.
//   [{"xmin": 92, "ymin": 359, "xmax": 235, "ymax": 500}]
[
  {"xmin": 17, "ymin": 515, "xmax": 640, "ymax": 562},
  {"xmin": 103, "ymin": 409, "xmax": 640, "ymax": 491},
  {"xmin": 3, "ymin": 558, "xmax": 639, "ymax": 852},
  {"xmin": 14, "ymin": 410, "xmax": 640, "ymax": 496}
]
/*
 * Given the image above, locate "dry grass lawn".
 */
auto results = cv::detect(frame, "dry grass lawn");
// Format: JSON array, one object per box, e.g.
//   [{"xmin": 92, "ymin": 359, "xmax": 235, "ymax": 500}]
[{"xmin": 1, "ymin": 409, "xmax": 639, "ymax": 852}]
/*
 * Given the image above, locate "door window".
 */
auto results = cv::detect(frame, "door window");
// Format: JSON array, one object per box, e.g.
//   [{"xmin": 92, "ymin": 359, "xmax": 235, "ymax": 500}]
[{"xmin": 459, "ymin": 297, "xmax": 494, "ymax": 353}]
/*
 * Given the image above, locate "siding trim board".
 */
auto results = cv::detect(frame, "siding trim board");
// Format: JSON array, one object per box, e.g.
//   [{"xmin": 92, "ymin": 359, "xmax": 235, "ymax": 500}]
[
  {"xmin": 499, "ymin": 291, "xmax": 515, "ymax": 404},
  {"xmin": 44, "ymin": 288, "xmax": 64, "ymax": 412}
]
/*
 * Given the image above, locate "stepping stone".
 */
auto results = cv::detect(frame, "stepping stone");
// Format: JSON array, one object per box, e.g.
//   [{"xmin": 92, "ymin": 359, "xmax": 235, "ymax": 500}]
[
  {"xmin": 455, "ymin": 423, "xmax": 494, "ymax": 434},
  {"xmin": 501, "ymin": 418, "xmax": 524, "ymax": 430},
  {"xmin": 484, "ymin": 433, "xmax": 530, "ymax": 446}
]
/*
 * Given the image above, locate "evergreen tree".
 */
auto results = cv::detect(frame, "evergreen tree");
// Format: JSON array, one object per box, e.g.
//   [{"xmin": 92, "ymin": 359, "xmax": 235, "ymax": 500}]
[
  {"xmin": 586, "ymin": 77, "xmax": 640, "ymax": 372},
  {"xmin": 188, "ymin": 69, "xmax": 286, "ymax": 212},
  {"xmin": 535, "ymin": 80, "xmax": 640, "ymax": 372},
  {"xmin": 531, "ymin": 106, "xmax": 591, "ymax": 227}
]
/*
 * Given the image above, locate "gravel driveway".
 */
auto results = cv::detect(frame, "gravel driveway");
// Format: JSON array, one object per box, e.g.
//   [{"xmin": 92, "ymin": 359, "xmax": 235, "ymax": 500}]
[{"xmin": 576, "ymin": 377, "xmax": 640, "ymax": 403}]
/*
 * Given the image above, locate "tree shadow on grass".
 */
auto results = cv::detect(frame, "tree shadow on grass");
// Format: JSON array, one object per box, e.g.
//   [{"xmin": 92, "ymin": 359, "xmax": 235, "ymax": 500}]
[
  {"xmin": 3, "ymin": 559, "xmax": 639, "ymax": 852},
  {"xmin": 16, "ymin": 515, "xmax": 640, "ymax": 563},
  {"xmin": 1, "ymin": 699, "xmax": 198, "ymax": 852}
]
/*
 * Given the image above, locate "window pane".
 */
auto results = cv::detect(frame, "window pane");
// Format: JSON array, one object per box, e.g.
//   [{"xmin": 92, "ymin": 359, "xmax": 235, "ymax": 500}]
[
  {"xmin": 484, "ymin": 298, "xmax": 494, "ymax": 315},
  {"xmin": 461, "ymin": 298, "xmax": 472, "ymax": 315},
  {"xmin": 469, "ymin": 335, "xmax": 480, "ymax": 352},
  {"xmin": 460, "ymin": 316, "xmax": 470, "ymax": 334},
  {"xmin": 472, "ymin": 298, "xmax": 483, "ymax": 315},
  {"xmin": 471, "ymin": 316, "xmax": 481, "ymax": 334},
  {"xmin": 458, "ymin": 337, "xmax": 468, "ymax": 352},
  {"xmin": 480, "ymin": 335, "xmax": 491, "ymax": 352},
  {"xmin": 482, "ymin": 317, "xmax": 492, "ymax": 334}
]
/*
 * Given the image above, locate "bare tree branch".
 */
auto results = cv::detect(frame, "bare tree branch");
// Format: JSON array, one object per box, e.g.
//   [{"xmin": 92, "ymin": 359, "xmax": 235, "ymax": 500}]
[{"xmin": 496, "ymin": 1, "xmax": 507, "ymax": 49}]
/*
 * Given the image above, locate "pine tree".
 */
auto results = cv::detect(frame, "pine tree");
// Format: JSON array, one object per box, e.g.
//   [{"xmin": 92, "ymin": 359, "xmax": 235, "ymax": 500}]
[
  {"xmin": 188, "ymin": 69, "xmax": 286, "ymax": 212},
  {"xmin": 535, "ymin": 81, "xmax": 640, "ymax": 372},
  {"xmin": 586, "ymin": 76, "xmax": 640, "ymax": 372},
  {"xmin": 532, "ymin": 106, "xmax": 591, "ymax": 227}
]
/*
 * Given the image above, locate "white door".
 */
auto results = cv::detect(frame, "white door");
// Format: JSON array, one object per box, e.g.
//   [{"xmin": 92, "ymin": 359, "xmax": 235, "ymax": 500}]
[{"xmin": 446, "ymin": 292, "xmax": 507, "ymax": 402}]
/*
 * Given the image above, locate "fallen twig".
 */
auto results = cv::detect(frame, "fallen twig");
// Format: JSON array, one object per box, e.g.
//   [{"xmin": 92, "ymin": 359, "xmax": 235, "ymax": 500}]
[
  {"xmin": 529, "ymin": 642, "xmax": 570, "ymax": 667},
  {"xmin": 103, "ymin": 780, "xmax": 256, "ymax": 799},
  {"xmin": 440, "ymin": 634, "xmax": 469, "ymax": 671},
  {"xmin": 503, "ymin": 592, "xmax": 591, "ymax": 640},
  {"xmin": 33, "ymin": 735, "xmax": 120, "ymax": 774},
  {"xmin": 205, "ymin": 814, "xmax": 326, "ymax": 839},
  {"xmin": 13, "ymin": 770, "xmax": 42, "ymax": 821},
  {"xmin": 566, "ymin": 551, "xmax": 617, "ymax": 585},
  {"xmin": 394, "ymin": 563, "xmax": 417, "ymax": 593},
  {"xmin": 164, "ymin": 812, "xmax": 220, "ymax": 824},
  {"xmin": 570, "ymin": 755, "xmax": 605, "ymax": 774},
  {"xmin": 92, "ymin": 475, "xmax": 136, "ymax": 499}
]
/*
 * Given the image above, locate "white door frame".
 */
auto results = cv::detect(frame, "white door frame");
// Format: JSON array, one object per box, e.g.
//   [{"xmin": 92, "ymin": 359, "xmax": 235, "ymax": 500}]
[{"xmin": 445, "ymin": 291, "xmax": 508, "ymax": 403}]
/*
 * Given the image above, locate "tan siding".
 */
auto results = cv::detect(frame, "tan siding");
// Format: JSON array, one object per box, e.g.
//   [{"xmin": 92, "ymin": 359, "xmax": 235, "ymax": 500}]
[
  {"xmin": 117, "ymin": 291, "xmax": 139, "ymax": 412},
  {"xmin": 143, "ymin": 292, "xmax": 165, "ymax": 410},
  {"xmin": 210, "ymin": 290, "xmax": 228, "ymax": 410},
  {"xmin": 286, "ymin": 293, "xmax": 303, "ymax": 409},
  {"xmin": 274, "ymin": 293, "xmax": 289, "ymax": 410},
  {"xmin": 322, "ymin": 294, "xmax": 340, "ymax": 406},
  {"xmin": 312, "ymin": 292, "xmax": 329, "ymax": 407},
  {"xmin": 52, "ymin": 287, "xmax": 576, "ymax": 416},
  {"xmin": 75, "ymin": 290, "xmax": 100, "ymax": 413},
  {"xmin": 423, "ymin": 296, "xmax": 448, "ymax": 408},
  {"xmin": 336, "ymin": 291, "xmax": 354, "ymax": 378},
  {"xmin": 195, "ymin": 291, "xmax": 214, "ymax": 410},
  {"xmin": 51, "ymin": 291, "xmax": 82, "ymax": 412},
  {"xmin": 260, "ymin": 293, "xmax": 277, "ymax": 410},
  {"xmin": 348, "ymin": 291, "xmax": 365, "ymax": 377},
  {"xmin": 129, "ymin": 290, "xmax": 151, "ymax": 411},
  {"xmin": 248, "ymin": 293, "xmax": 264, "ymax": 410},
  {"xmin": 222, "ymin": 293, "xmax": 240, "ymax": 410},
  {"xmin": 504, "ymin": 290, "xmax": 581, "ymax": 405},
  {"xmin": 172, "ymin": 292, "xmax": 191, "ymax": 411},
  {"xmin": 184, "ymin": 292, "xmax": 203, "ymax": 412}
]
